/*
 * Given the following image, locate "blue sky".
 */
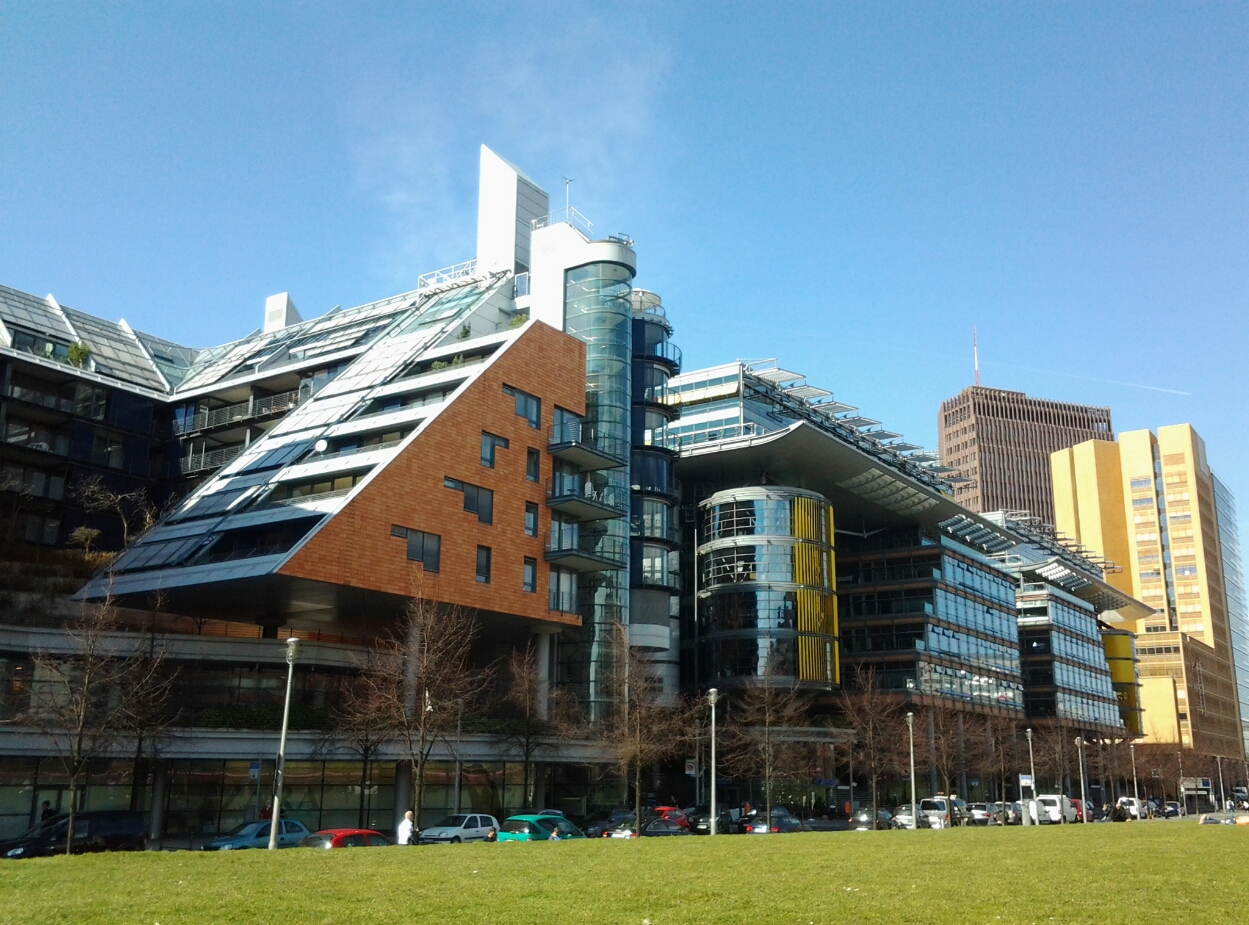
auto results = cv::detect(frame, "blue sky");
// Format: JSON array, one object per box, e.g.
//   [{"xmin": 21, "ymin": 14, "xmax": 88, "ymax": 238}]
[{"xmin": 2, "ymin": 2, "xmax": 1247, "ymax": 537}]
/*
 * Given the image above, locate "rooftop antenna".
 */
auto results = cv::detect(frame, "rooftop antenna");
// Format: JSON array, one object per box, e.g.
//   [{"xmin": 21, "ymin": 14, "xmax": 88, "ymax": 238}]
[
  {"xmin": 562, "ymin": 176, "xmax": 573, "ymax": 219},
  {"xmin": 973, "ymin": 325, "xmax": 980, "ymax": 387}
]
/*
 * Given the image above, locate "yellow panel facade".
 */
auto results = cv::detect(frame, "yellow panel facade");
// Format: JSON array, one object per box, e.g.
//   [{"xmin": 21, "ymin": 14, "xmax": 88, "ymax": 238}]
[
  {"xmin": 1051, "ymin": 439, "xmax": 1133, "ymax": 595},
  {"xmin": 1140, "ymin": 676, "xmax": 1181, "ymax": 744}
]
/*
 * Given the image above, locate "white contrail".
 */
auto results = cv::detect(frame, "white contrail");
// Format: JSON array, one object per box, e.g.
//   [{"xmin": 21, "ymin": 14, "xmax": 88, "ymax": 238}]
[{"xmin": 980, "ymin": 360, "xmax": 1192, "ymax": 396}]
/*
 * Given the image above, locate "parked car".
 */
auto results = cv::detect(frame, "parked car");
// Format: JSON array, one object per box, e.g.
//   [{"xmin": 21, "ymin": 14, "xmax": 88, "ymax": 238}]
[
  {"xmin": 298, "ymin": 829, "xmax": 391, "ymax": 849},
  {"xmin": 2, "ymin": 811, "xmax": 146, "ymax": 858},
  {"xmin": 687, "ymin": 808, "xmax": 735, "ymax": 835},
  {"xmin": 919, "ymin": 797, "xmax": 970, "ymax": 829},
  {"xmin": 891, "ymin": 804, "xmax": 931, "ymax": 830},
  {"xmin": 1164, "ymin": 801, "xmax": 1181, "ymax": 818},
  {"xmin": 744, "ymin": 808, "xmax": 804, "ymax": 834},
  {"xmin": 651, "ymin": 806, "xmax": 690, "ymax": 829},
  {"xmin": 204, "ymin": 818, "xmax": 310, "ymax": 850},
  {"xmin": 419, "ymin": 814, "xmax": 501, "ymax": 844},
  {"xmin": 993, "ymin": 801, "xmax": 1023, "ymax": 825},
  {"xmin": 1032, "ymin": 795, "xmax": 1077, "ymax": 824},
  {"xmin": 851, "ymin": 807, "xmax": 895, "ymax": 830},
  {"xmin": 497, "ymin": 814, "xmax": 585, "ymax": 842},
  {"xmin": 584, "ymin": 810, "xmax": 636, "ymax": 839},
  {"xmin": 967, "ymin": 803, "xmax": 1002, "ymax": 826}
]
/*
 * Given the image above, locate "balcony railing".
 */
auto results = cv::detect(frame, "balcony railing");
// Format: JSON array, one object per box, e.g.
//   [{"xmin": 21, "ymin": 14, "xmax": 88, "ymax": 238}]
[
  {"xmin": 304, "ymin": 438, "xmax": 405, "ymax": 464},
  {"xmin": 180, "ymin": 444, "xmax": 244, "ymax": 475},
  {"xmin": 417, "ymin": 259, "xmax": 479, "ymax": 289},
  {"xmin": 547, "ymin": 480, "xmax": 628, "ymax": 521},
  {"xmin": 630, "ymin": 516, "xmax": 681, "ymax": 545},
  {"xmin": 174, "ymin": 388, "xmax": 304, "ymax": 436},
  {"xmin": 636, "ymin": 340, "xmax": 682, "ymax": 368},
  {"xmin": 547, "ymin": 422, "xmax": 628, "ymax": 470},
  {"xmin": 544, "ymin": 532, "xmax": 627, "ymax": 571}
]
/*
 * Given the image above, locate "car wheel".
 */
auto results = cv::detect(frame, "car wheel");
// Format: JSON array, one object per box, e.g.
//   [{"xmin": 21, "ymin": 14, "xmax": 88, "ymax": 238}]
[{"xmin": 451, "ymin": 836, "xmax": 461, "ymax": 844}]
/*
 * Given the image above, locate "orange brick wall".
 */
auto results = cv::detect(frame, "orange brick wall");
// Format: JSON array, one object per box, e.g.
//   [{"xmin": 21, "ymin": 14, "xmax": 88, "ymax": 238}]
[{"xmin": 278, "ymin": 322, "xmax": 587, "ymax": 627}]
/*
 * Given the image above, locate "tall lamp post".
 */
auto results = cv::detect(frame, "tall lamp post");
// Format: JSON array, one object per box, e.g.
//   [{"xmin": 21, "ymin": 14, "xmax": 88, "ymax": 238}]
[
  {"xmin": 268, "ymin": 636, "xmax": 301, "ymax": 850},
  {"xmin": 1075, "ymin": 736, "xmax": 1088, "ymax": 824},
  {"xmin": 1025, "ymin": 727, "xmax": 1037, "ymax": 824},
  {"xmin": 1130, "ymin": 743, "xmax": 1139, "ymax": 806},
  {"xmin": 905, "ymin": 712, "xmax": 917, "ymax": 830},
  {"xmin": 1177, "ymin": 751, "xmax": 1185, "ymax": 817},
  {"xmin": 708, "ymin": 688, "xmax": 719, "ymax": 836}
]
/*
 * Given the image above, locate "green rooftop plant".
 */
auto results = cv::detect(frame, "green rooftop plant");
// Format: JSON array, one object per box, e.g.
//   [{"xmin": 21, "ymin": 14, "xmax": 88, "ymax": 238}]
[{"xmin": 67, "ymin": 341, "xmax": 92, "ymax": 368}]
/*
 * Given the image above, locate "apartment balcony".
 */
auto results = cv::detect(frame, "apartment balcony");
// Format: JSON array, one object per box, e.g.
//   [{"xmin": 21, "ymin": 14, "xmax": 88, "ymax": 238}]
[
  {"xmin": 630, "ymin": 516, "xmax": 681, "ymax": 546},
  {"xmin": 547, "ymin": 422, "xmax": 627, "ymax": 471},
  {"xmin": 635, "ymin": 340, "xmax": 682, "ymax": 371},
  {"xmin": 180, "ymin": 444, "xmax": 244, "ymax": 475},
  {"xmin": 546, "ymin": 480, "xmax": 628, "ymax": 522},
  {"xmin": 173, "ymin": 388, "xmax": 305, "ymax": 437},
  {"xmin": 544, "ymin": 532, "xmax": 627, "ymax": 572}
]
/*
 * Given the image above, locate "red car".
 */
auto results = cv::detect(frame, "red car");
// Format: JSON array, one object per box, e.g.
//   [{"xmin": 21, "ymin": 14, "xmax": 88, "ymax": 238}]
[
  {"xmin": 298, "ymin": 828, "xmax": 392, "ymax": 849},
  {"xmin": 652, "ymin": 806, "xmax": 690, "ymax": 829}
]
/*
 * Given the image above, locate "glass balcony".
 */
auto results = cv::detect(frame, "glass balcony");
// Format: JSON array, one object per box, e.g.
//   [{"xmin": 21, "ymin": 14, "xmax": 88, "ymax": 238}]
[
  {"xmin": 546, "ymin": 479, "xmax": 628, "ymax": 521},
  {"xmin": 547, "ymin": 422, "xmax": 627, "ymax": 471},
  {"xmin": 544, "ymin": 532, "xmax": 627, "ymax": 572}
]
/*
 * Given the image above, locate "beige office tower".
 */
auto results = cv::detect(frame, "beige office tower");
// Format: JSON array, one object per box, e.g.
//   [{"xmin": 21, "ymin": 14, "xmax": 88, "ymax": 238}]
[
  {"xmin": 939, "ymin": 386, "xmax": 1113, "ymax": 523},
  {"xmin": 1052, "ymin": 424, "xmax": 1244, "ymax": 759}
]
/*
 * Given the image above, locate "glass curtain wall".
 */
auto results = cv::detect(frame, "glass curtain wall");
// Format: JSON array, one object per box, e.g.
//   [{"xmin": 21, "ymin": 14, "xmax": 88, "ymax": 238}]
[{"xmin": 560, "ymin": 262, "xmax": 633, "ymax": 721}]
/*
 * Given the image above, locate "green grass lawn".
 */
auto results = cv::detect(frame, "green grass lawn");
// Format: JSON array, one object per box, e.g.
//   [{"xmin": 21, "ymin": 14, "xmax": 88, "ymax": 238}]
[{"xmin": 4, "ymin": 823, "xmax": 1245, "ymax": 925}]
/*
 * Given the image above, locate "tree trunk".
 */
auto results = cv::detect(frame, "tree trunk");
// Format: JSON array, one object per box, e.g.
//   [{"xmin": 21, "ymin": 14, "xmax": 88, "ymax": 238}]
[
  {"xmin": 358, "ymin": 758, "xmax": 369, "ymax": 828},
  {"xmin": 65, "ymin": 777, "xmax": 78, "ymax": 856}
]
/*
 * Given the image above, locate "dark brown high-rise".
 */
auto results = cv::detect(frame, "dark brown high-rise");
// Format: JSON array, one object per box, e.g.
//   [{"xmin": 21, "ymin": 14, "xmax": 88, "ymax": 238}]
[{"xmin": 938, "ymin": 386, "xmax": 1113, "ymax": 523}]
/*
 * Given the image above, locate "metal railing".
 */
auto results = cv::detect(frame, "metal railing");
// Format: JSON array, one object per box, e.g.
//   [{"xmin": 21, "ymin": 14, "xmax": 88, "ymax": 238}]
[
  {"xmin": 174, "ymin": 388, "xmax": 304, "ymax": 436},
  {"xmin": 547, "ymin": 422, "xmax": 629, "ymax": 464},
  {"xmin": 179, "ymin": 444, "xmax": 244, "ymax": 475},
  {"xmin": 270, "ymin": 487, "xmax": 353, "ymax": 507},
  {"xmin": 630, "ymin": 516, "xmax": 681, "ymax": 544},
  {"xmin": 304, "ymin": 438, "xmax": 405, "ymax": 463},
  {"xmin": 417, "ymin": 259, "xmax": 479, "ymax": 289},
  {"xmin": 636, "ymin": 340, "xmax": 682, "ymax": 367},
  {"xmin": 544, "ymin": 532, "xmax": 628, "ymax": 567},
  {"xmin": 547, "ymin": 479, "xmax": 629, "ymax": 514},
  {"xmin": 531, "ymin": 207, "xmax": 594, "ymax": 239}
]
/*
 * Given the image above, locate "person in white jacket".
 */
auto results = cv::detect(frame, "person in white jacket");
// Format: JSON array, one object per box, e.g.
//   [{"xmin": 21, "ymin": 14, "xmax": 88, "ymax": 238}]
[{"xmin": 397, "ymin": 810, "xmax": 415, "ymax": 845}]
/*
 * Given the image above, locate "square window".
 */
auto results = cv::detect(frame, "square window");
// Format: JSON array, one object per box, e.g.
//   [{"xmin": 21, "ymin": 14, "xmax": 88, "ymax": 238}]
[
  {"xmin": 481, "ymin": 432, "xmax": 509, "ymax": 468},
  {"xmin": 523, "ymin": 557, "xmax": 537, "ymax": 592},
  {"xmin": 476, "ymin": 546, "xmax": 492, "ymax": 583},
  {"xmin": 525, "ymin": 501, "xmax": 539, "ymax": 537},
  {"xmin": 526, "ymin": 448, "xmax": 541, "ymax": 482},
  {"xmin": 503, "ymin": 385, "xmax": 541, "ymax": 429},
  {"xmin": 445, "ymin": 478, "xmax": 493, "ymax": 524},
  {"xmin": 393, "ymin": 525, "xmax": 440, "ymax": 573}
]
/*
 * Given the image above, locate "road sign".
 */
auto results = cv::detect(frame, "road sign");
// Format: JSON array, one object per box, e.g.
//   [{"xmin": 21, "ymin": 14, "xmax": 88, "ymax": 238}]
[
  {"xmin": 249, "ymin": 761, "xmax": 260, "ymax": 781},
  {"xmin": 1019, "ymin": 773, "xmax": 1033, "ymax": 789},
  {"xmin": 685, "ymin": 759, "xmax": 697, "ymax": 777}
]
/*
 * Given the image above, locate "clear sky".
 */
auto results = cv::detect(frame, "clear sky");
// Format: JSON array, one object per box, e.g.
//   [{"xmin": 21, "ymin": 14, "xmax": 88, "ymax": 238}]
[{"xmin": 2, "ymin": 2, "xmax": 1246, "ymax": 539}]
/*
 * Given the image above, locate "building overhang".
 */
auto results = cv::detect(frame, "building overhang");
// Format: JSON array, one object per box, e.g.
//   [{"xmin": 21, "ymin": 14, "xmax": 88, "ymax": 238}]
[{"xmin": 675, "ymin": 421, "xmax": 1019, "ymax": 545}]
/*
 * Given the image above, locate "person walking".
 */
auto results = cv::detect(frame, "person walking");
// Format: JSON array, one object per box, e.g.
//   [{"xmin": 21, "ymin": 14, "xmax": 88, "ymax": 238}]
[{"xmin": 397, "ymin": 810, "xmax": 415, "ymax": 846}]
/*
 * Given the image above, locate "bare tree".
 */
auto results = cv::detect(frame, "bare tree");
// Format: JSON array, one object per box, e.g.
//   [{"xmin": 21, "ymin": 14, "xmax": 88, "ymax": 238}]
[
  {"xmin": 925, "ymin": 707, "xmax": 966, "ymax": 812},
  {"xmin": 598, "ymin": 623, "xmax": 690, "ymax": 829},
  {"xmin": 73, "ymin": 476, "xmax": 158, "ymax": 548},
  {"xmin": 497, "ymin": 642, "xmax": 580, "ymax": 811},
  {"xmin": 1032, "ymin": 724, "xmax": 1075, "ymax": 795},
  {"xmin": 349, "ymin": 597, "xmax": 491, "ymax": 824},
  {"xmin": 721, "ymin": 671, "xmax": 810, "ymax": 822},
  {"xmin": 837, "ymin": 666, "xmax": 905, "ymax": 826},
  {"xmin": 20, "ymin": 597, "xmax": 173, "ymax": 853},
  {"xmin": 333, "ymin": 669, "xmax": 395, "ymax": 828}
]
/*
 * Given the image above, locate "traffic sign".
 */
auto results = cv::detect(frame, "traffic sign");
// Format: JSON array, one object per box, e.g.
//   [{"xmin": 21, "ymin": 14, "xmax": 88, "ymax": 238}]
[
  {"xmin": 249, "ymin": 761, "xmax": 260, "ymax": 781},
  {"xmin": 1019, "ymin": 773, "xmax": 1033, "ymax": 789}
]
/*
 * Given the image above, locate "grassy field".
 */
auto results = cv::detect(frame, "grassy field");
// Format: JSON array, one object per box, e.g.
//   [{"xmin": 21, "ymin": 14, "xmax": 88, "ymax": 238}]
[{"xmin": 3, "ymin": 823, "xmax": 1245, "ymax": 925}]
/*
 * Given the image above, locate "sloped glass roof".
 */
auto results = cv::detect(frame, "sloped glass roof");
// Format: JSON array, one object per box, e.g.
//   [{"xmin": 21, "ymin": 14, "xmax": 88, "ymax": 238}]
[
  {"xmin": 0, "ymin": 284, "xmax": 76, "ymax": 341},
  {"xmin": 62, "ymin": 308, "xmax": 168, "ymax": 390}
]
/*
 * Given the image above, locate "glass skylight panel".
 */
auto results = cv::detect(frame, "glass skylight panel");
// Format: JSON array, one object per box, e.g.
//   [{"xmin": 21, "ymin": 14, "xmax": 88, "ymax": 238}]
[
  {"xmin": 60, "ymin": 308, "xmax": 167, "ymax": 389},
  {"xmin": 0, "ymin": 285, "xmax": 75, "ymax": 340},
  {"xmin": 168, "ymin": 485, "xmax": 254, "ymax": 522},
  {"xmin": 238, "ymin": 438, "xmax": 313, "ymax": 474}
]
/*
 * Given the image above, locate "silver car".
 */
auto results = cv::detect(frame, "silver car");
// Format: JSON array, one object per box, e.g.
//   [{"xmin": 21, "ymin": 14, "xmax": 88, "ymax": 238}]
[{"xmin": 419, "ymin": 813, "xmax": 501, "ymax": 844}]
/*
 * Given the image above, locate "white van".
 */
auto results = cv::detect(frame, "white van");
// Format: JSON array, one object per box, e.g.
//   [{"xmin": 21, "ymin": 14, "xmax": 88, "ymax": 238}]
[
  {"xmin": 1117, "ymin": 797, "xmax": 1143, "ymax": 820},
  {"xmin": 1031, "ymin": 795, "xmax": 1077, "ymax": 824}
]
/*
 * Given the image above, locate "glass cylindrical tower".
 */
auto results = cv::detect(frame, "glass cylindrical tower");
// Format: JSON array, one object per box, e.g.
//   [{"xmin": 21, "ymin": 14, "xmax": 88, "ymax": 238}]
[
  {"xmin": 561, "ymin": 261, "xmax": 633, "ymax": 721},
  {"xmin": 696, "ymin": 486, "xmax": 839, "ymax": 690},
  {"xmin": 629, "ymin": 290, "xmax": 682, "ymax": 699}
]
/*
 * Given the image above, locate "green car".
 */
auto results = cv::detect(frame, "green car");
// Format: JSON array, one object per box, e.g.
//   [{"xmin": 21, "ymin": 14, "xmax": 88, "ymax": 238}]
[{"xmin": 497, "ymin": 815, "xmax": 586, "ymax": 842}]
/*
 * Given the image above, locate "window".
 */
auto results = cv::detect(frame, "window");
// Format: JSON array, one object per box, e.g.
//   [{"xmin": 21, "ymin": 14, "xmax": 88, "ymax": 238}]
[
  {"xmin": 525, "ymin": 502, "xmax": 539, "ymax": 536},
  {"xmin": 526, "ymin": 447, "xmax": 541, "ymax": 482},
  {"xmin": 523, "ymin": 557, "xmax": 537, "ymax": 592},
  {"xmin": 503, "ymin": 385, "xmax": 541, "ymax": 429},
  {"xmin": 444, "ymin": 477, "xmax": 494, "ymax": 524},
  {"xmin": 391, "ymin": 525, "xmax": 441, "ymax": 572},
  {"xmin": 1132, "ymin": 497, "xmax": 1153, "ymax": 508},
  {"xmin": 549, "ymin": 567, "xmax": 577, "ymax": 612},
  {"xmin": 1130, "ymin": 477, "xmax": 1152, "ymax": 491},
  {"xmin": 476, "ymin": 546, "xmax": 492, "ymax": 583},
  {"xmin": 481, "ymin": 432, "xmax": 509, "ymax": 468}
]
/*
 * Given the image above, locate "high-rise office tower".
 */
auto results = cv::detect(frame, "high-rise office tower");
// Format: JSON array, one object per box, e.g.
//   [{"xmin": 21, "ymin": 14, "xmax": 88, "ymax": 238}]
[
  {"xmin": 939, "ymin": 386, "xmax": 1113, "ymax": 523},
  {"xmin": 1052, "ymin": 424, "xmax": 1245, "ymax": 759}
]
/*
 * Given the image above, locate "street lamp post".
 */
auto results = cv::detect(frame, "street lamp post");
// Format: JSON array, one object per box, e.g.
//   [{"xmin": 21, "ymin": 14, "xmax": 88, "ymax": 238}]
[
  {"xmin": 1130, "ymin": 743, "xmax": 1139, "ymax": 807},
  {"xmin": 1178, "ymin": 751, "xmax": 1185, "ymax": 817},
  {"xmin": 1025, "ymin": 727, "xmax": 1037, "ymax": 824},
  {"xmin": 1075, "ymin": 736, "xmax": 1088, "ymax": 824},
  {"xmin": 905, "ymin": 712, "xmax": 917, "ymax": 830},
  {"xmin": 268, "ymin": 636, "xmax": 301, "ymax": 850},
  {"xmin": 708, "ymin": 688, "xmax": 719, "ymax": 836}
]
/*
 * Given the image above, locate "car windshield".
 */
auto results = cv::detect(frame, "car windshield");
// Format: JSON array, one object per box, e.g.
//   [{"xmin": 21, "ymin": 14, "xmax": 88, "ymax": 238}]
[
  {"xmin": 500, "ymin": 820, "xmax": 532, "ymax": 834},
  {"xmin": 225, "ymin": 821, "xmax": 260, "ymax": 836},
  {"xmin": 433, "ymin": 816, "xmax": 468, "ymax": 828},
  {"xmin": 920, "ymin": 800, "xmax": 945, "ymax": 811}
]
